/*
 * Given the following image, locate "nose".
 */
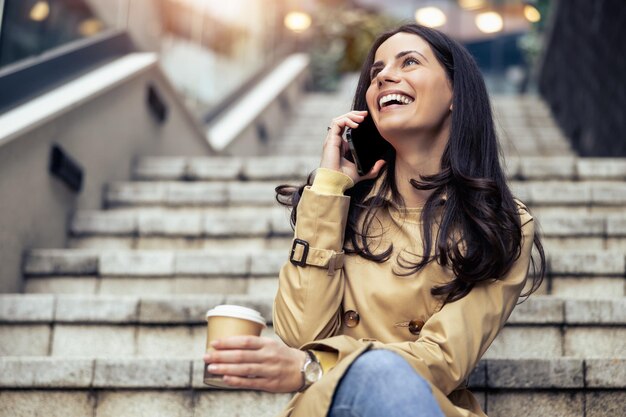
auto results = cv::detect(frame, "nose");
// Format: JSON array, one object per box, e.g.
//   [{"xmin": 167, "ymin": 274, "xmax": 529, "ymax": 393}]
[{"xmin": 376, "ymin": 66, "xmax": 400, "ymax": 87}]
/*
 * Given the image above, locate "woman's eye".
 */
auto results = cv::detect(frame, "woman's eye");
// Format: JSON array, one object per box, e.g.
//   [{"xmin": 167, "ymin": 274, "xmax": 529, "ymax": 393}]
[
  {"xmin": 403, "ymin": 57, "xmax": 419, "ymax": 67},
  {"xmin": 370, "ymin": 69, "xmax": 381, "ymax": 80}
]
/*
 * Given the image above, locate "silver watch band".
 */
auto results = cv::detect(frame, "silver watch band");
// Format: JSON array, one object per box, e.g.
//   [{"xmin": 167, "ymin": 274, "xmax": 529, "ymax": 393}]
[{"xmin": 298, "ymin": 350, "xmax": 321, "ymax": 392}]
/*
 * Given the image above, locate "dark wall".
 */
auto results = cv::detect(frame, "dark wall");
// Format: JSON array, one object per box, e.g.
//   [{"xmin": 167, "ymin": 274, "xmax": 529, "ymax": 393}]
[{"xmin": 538, "ymin": 0, "xmax": 626, "ymax": 156}]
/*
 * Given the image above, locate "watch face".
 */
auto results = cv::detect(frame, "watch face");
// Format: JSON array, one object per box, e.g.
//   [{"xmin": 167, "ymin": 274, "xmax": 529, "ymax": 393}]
[{"xmin": 304, "ymin": 360, "xmax": 323, "ymax": 384}]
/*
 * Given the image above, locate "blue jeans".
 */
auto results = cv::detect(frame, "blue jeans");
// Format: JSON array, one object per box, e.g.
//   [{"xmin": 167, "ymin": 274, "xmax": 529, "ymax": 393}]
[{"xmin": 328, "ymin": 350, "xmax": 445, "ymax": 417}]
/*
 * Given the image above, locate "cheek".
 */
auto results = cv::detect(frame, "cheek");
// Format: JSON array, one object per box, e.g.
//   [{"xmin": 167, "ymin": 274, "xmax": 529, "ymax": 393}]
[
  {"xmin": 424, "ymin": 80, "xmax": 451, "ymax": 111},
  {"xmin": 365, "ymin": 90, "xmax": 376, "ymax": 110}
]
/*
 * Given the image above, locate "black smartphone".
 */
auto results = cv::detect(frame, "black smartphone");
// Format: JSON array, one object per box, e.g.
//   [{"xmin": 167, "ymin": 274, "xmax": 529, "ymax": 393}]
[{"xmin": 345, "ymin": 117, "xmax": 392, "ymax": 176}]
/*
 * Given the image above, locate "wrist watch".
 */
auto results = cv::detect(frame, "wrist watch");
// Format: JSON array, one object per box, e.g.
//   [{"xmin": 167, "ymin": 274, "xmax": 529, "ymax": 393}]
[{"xmin": 299, "ymin": 350, "xmax": 323, "ymax": 392}]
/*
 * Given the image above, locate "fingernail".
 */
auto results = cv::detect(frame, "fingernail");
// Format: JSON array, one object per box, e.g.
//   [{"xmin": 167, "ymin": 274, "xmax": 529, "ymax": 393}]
[
  {"xmin": 207, "ymin": 364, "xmax": 218, "ymax": 372},
  {"xmin": 210, "ymin": 340, "xmax": 218, "ymax": 347}
]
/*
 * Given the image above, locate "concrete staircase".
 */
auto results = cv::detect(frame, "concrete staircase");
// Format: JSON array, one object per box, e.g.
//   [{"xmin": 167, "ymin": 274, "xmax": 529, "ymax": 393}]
[{"xmin": 1, "ymin": 83, "xmax": 625, "ymax": 417}]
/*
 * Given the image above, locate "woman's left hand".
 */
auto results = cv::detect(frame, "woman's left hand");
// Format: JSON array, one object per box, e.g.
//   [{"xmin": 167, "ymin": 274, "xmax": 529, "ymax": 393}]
[{"xmin": 203, "ymin": 336, "xmax": 307, "ymax": 393}]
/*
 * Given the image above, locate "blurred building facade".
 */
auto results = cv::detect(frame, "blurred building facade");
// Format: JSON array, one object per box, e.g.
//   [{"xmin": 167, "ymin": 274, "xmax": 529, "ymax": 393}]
[
  {"xmin": 1, "ymin": 0, "xmax": 559, "ymax": 121},
  {"xmin": 1, "ymin": 0, "xmax": 622, "ymax": 198},
  {"xmin": 538, "ymin": 0, "xmax": 626, "ymax": 156}
]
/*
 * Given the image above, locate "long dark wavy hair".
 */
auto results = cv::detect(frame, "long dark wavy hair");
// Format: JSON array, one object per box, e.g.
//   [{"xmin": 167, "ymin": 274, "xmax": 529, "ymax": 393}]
[{"xmin": 277, "ymin": 24, "xmax": 545, "ymax": 304}]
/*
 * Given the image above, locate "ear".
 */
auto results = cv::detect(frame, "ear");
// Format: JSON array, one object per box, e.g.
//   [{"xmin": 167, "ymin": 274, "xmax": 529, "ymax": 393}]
[{"xmin": 449, "ymin": 103, "xmax": 453, "ymax": 111}]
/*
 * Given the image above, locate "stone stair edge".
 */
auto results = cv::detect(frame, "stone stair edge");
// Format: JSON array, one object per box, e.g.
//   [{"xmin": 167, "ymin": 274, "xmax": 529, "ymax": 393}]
[
  {"xmin": 132, "ymin": 156, "xmax": 626, "ymax": 181},
  {"xmin": 22, "ymin": 248, "xmax": 626, "ymax": 277},
  {"xmin": 0, "ymin": 293, "xmax": 274, "ymax": 325},
  {"xmin": 68, "ymin": 209, "xmax": 626, "ymax": 237},
  {"xmin": 0, "ymin": 356, "xmax": 623, "ymax": 389},
  {"xmin": 1, "ymin": 294, "xmax": 624, "ymax": 325},
  {"xmin": 69, "ymin": 208, "xmax": 293, "ymax": 237},
  {"xmin": 104, "ymin": 180, "xmax": 626, "ymax": 207}
]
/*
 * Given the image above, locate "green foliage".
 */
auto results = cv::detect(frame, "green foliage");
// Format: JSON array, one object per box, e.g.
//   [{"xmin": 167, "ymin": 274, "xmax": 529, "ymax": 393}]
[
  {"xmin": 306, "ymin": 6, "xmax": 400, "ymax": 90},
  {"xmin": 518, "ymin": 0, "xmax": 552, "ymax": 70}
]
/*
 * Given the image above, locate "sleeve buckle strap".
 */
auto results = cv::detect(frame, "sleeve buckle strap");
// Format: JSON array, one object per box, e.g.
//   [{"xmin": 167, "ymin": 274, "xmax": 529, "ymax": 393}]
[
  {"xmin": 290, "ymin": 238, "xmax": 310, "ymax": 267},
  {"xmin": 289, "ymin": 238, "xmax": 345, "ymax": 275}
]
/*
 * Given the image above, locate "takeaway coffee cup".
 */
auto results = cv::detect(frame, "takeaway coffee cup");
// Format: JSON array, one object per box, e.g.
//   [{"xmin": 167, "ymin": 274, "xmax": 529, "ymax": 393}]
[{"xmin": 204, "ymin": 304, "xmax": 267, "ymax": 388}]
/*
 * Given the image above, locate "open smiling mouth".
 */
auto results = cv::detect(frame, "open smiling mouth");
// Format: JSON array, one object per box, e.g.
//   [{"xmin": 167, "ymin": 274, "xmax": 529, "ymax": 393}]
[{"xmin": 379, "ymin": 93, "xmax": 414, "ymax": 110}]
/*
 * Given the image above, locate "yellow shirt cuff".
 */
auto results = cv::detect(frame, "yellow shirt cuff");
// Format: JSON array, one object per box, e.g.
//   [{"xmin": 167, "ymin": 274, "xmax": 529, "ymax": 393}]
[
  {"xmin": 311, "ymin": 350, "xmax": 339, "ymax": 374},
  {"xmin": 311, "ymin": 168, "xmax": 354, "ymax": 195}
]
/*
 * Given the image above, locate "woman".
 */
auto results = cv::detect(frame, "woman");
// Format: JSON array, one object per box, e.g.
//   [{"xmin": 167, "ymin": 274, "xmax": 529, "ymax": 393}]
[{"xmin": 203, "ymin": 24, "xmax": 545, "ymax": 417}]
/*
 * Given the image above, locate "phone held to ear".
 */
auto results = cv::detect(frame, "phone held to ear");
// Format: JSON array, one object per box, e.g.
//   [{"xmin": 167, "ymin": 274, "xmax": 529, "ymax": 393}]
[
  {"xmin": 345, "ymin": 121, "xmax": 392, "ymax": 176},
  {"xmin": 345, "ymin": 128, "xmax": 367, "ymax": 176}
]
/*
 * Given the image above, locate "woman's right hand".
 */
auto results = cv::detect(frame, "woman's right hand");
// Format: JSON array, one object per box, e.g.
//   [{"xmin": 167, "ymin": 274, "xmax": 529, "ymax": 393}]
[{"xmin": 321, "ymin": 110, "xmax": 386, "ymax": 184}]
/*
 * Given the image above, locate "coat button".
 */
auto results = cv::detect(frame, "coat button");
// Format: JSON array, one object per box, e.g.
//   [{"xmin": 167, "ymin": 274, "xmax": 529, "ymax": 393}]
[
  {"xmin": 344, "ymin": 310, "xmax": 360, "ymax": 327},
  {"xmin": 408, "ymin": 320, "xmax": 425, "ymax": 335}
]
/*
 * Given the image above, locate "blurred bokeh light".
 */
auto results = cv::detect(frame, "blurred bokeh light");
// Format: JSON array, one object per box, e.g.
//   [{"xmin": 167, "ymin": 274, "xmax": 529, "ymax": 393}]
[
  {"xmin": 524, "ymin": 4, "xmax": 541, "ymax": 23},
  {"xmin": 475, "ymin": 11, "xmax": 504, "ymax": 34},
  {"xmin": 415, "ymin": 6, "xmax": 447, "ymax": 28},
  {"xmin": 284, "ymin": 11, "xmax": 313, "ymax": 33},
  {"xmin": 29, "ymin": 1, "xmax": 50, "ymax": 22}
]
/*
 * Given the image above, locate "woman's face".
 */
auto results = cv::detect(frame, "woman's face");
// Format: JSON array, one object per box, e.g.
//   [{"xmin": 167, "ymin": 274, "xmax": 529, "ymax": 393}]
[{"xmin": 365, "ymin": 32, "xmax": 453, "ymax": 141}]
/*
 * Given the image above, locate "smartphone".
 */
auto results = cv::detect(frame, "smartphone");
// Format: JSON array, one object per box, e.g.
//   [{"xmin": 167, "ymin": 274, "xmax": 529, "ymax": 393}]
[{"xmin": 345, "ymin": 118, "xmax": 392, "ymax": 176}]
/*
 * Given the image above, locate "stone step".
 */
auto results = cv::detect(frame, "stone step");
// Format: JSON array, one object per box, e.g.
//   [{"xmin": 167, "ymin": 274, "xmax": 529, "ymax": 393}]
[
  {"xmin": 70, "ymin": 208, "xmax": 292, "ymax": 237},
  {"xmin": 65, "ymin": 209, "xmax": 626, "ymax": 254},
  {"xmin": 0, "ymin": 389, "xmax": 290, "ymax": 417},
  {"xmin": 1, "ymin": 295, "xmax": 624, "ymax": 359},
  {"xmin": 133, "ymin": 156, "xmax": 319, "ymax": 181},
  {"xmin": 65, "ymin": 235, "xmax": 626, "ymax": 256},
  {"xmin": 0, "ymin": 357, "xmax": 623, "ymax": 417},
  {"xmin": 22, "ymin": 248, "xmax": 626, "ymax": 278},
  {"xmin": 0, "ymin": 356, "xmax": 623, "ymax": 391},
  {"xmin": 2, "ymin": 294, "xmax": 623, "ymax": 326},
  {"xmin": 105, "ymin": 180, "xmax": 626, "ymax": 208},
  {"xmin": 133, "ymin": 156, "xmax": 626, "ymax": 181},
  {"xmin": 69, "ymin": 210, "xmax": 626, "ymax": 239},
  {"xmin": 21, "ymin": 272, "xmax": 626, "ymax": 299},
  {"xmin": 20, "ymin": 248, "xmax": 626, "ymax": 298},
  {"xmin": 23, "ymin": 273, "xmax": 282, "ymax": 297}
]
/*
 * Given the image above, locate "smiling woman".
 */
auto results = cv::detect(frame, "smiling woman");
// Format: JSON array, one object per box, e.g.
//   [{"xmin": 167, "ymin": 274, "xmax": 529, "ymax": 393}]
[
  {"xmin": 204, "ymin": 23, "xmax": 546, "ymax": 417},
  {"xmin": 365, "ymin": 33, "xmax": 453, "ymax": 162}
]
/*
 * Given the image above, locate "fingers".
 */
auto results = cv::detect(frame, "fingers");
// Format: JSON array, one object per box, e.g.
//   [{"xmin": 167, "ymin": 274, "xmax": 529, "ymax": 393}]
[
  {"xmin": 321, "ymin": 110, "xmax": 367, "ymax": 173},
  {"xmin": 210, "ymin": 335, "xmax": 265, "ymax": 350},
  {"xmin": 204, "ymin": 336, "xmax": 275, "ymax": 365},
  {"xmin": 202, "ymin": 340, "xmax": 305, "ymax": 393},
  {"xmin": 204, "ymin": 348, "xmax": 259, "ymax": 365},
  {"xmin": 220, "ymin": 375, "xmax": 276, "ymax": 391},
  {"xmin": 326, "ymin": 110, "xmax": 368, "ymax": 136},
  {"xmin": 206, "ymin": 362, "xmax": 270, "ymax": 378}
]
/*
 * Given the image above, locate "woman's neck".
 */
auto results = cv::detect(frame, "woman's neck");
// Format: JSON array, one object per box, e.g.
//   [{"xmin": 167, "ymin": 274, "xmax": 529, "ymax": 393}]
[{"xmin": 392, "ymin": 130, "xmax": 448, "ymax": 208}]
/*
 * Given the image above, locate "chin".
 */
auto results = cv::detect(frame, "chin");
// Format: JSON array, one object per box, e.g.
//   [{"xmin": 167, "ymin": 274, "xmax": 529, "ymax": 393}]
[{"xmin": 375, "ymin": 119, "xmax": 419, "ymax": 138}]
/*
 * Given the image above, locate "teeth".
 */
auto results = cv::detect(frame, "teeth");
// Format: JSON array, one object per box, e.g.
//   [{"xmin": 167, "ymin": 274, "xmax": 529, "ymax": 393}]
[{"xmin": 379, "ymin": 93, "xmax": 414, "ymax": 108}]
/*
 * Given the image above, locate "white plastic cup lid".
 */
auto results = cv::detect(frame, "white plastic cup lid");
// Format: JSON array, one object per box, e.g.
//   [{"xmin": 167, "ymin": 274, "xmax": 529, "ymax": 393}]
[{"xmin": 205, "ymin": 305, "xmax": 267, "ymax": 327}]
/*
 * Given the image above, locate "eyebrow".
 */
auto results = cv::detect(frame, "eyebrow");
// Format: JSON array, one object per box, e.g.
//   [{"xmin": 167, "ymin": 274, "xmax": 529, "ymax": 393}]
[{"xmin": 371, "ymin": 50, "xmax": 429, "ymax": 70}]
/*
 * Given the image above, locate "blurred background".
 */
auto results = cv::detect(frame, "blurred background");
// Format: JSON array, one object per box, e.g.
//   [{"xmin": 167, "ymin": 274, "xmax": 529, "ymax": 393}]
[
  {"xmin": 3, "ymin": 0, "xmax": 622, "ymax": 154},
  {"xmin": 0, "ymin": 0, "xmax": 551, "ymax": 115}
]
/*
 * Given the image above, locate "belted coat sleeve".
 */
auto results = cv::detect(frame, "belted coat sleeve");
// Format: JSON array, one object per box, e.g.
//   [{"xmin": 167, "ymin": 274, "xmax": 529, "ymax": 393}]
[
  {"xmin": 273, "ymin": 170, "xmax": 535, "ymax": 417},
  {"xmin": 273, "ymin": 186, "xmax": 350, "ymax": 347}
]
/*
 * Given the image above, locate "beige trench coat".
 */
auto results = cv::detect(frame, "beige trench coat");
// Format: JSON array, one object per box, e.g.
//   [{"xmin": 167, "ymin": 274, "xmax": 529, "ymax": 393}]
[{"xmin": 273, "ymin": 169, "xmax": 534, "ymax": 417}]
